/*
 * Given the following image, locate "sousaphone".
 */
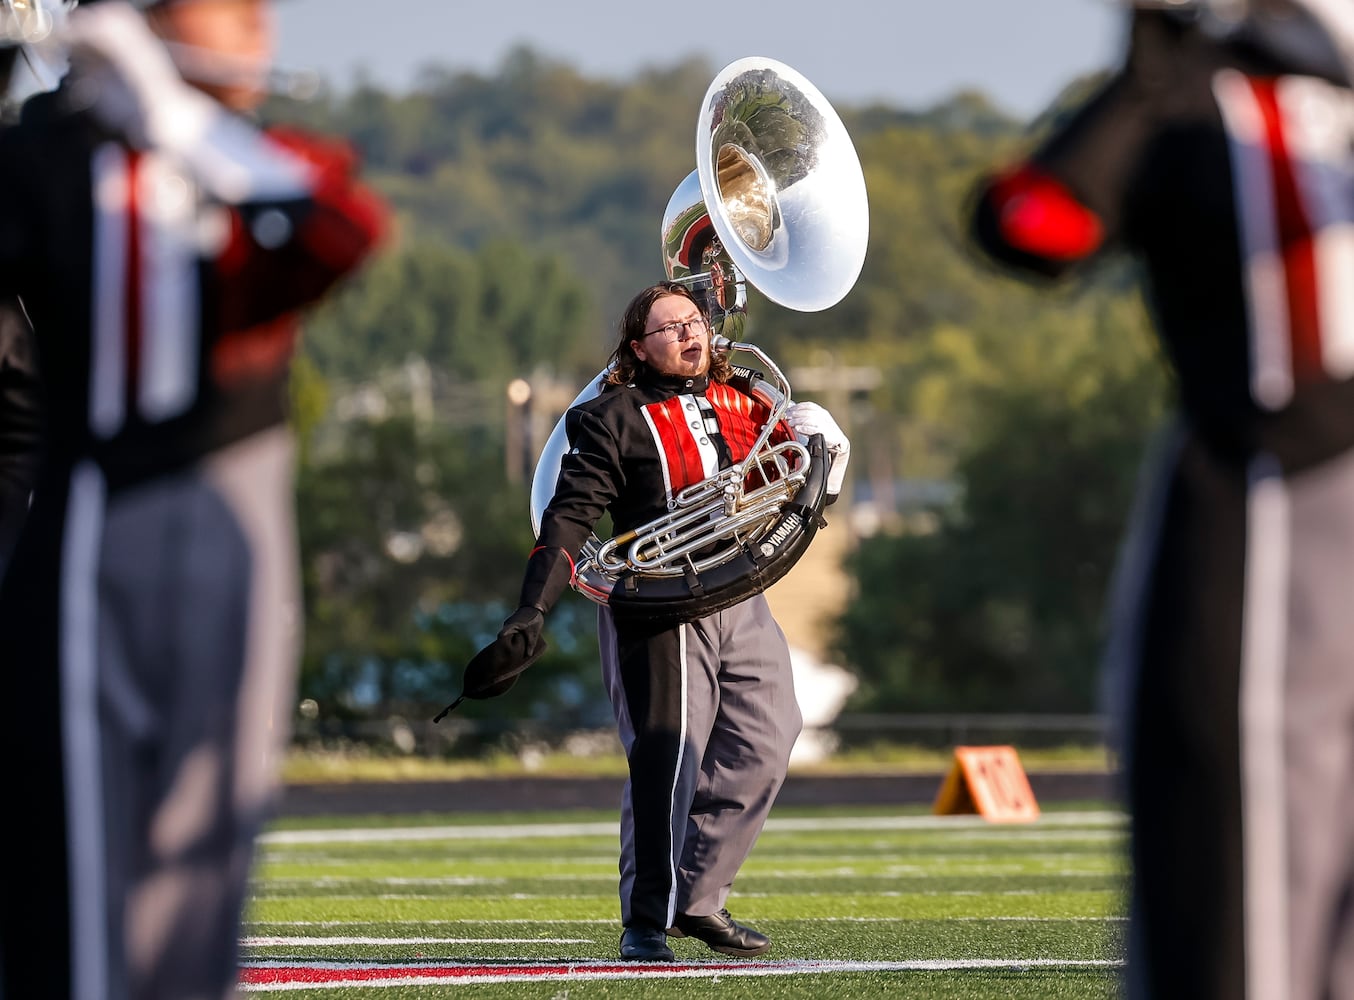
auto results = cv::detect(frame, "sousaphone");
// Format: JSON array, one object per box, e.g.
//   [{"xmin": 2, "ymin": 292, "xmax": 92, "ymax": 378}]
[{"xmin": 530, "ymin": 56, "xmax": 869, "ymax": 625}]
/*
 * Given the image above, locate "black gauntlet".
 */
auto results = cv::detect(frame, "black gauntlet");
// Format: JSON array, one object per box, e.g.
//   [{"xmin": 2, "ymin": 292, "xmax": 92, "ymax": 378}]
[{"xmin": 518, "ymin": 545, "xmax": 575, "ymax": 615}]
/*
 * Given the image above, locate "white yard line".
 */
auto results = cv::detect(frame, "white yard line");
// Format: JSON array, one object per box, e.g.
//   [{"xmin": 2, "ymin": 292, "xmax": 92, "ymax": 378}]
[
  {"xmin": 259, "ymin": 811, "xmax": 1125, "ymax": 846},
  {"xmin": 242, "ymin": 936, "xmax": 594, "ymax": 946},
  {"xmin": 246, "ymin": 916, "xmax": 1125, "ymax": 927},
  {"xmin": 254, "ymin": 870, "xmax": 1115, "ymax": 891}
]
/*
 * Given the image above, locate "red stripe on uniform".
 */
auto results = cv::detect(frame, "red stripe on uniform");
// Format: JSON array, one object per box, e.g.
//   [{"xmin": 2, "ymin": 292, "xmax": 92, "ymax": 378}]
[
  {"xmin": 1250, "ymin": 78, "xmax": 1323, "ymax": 381},
  {"xmin": 708, "ymin": 383, "xmax": 794, "ymax": 463},
  {"xmin": 644, "ymin": 396, "xmax": 704, "ymax": 492},
  {"xmin": 707, "ymin": 383, "xmax": 798, "ymax": 490},
  {"xmin": 707, "ymin": 383, "xmax": 754, "ymax": 460},
  {"xmin": 707, "ymin": 383, "xmax": 742, "ymax": 459}
]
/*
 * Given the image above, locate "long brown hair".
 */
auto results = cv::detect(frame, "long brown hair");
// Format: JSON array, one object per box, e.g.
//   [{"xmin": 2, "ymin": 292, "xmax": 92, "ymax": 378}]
[{"xmin": 603, "ymin": 282, "xmax": 733, "ymax": 386}]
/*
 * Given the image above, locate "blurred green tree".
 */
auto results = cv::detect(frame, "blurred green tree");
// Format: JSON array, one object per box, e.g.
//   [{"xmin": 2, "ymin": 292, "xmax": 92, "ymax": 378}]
[
  {"xmin": 832, "ymin": 293, "xmax": 1170, "ymax": 713},
  {"xmin": 261, "ymin": 53, "xmax": 1172, "ymax": 723},
  {"xmin": 296, "ymin": 413, "xmax": 607, "ymax": 728}
]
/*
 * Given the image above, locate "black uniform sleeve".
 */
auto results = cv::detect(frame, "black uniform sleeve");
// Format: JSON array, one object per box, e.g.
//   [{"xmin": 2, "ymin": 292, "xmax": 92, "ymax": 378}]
[
  {"xmin": 969, "ymin": 11, "xmax": 1178, "ymax": 278},
  {"xmin": 0, "ymin": 129, "xmax": 33, "ymax": 298},
  {"xmin": 0, "ymin": 301, "xmax": 41, "ymax": 560},
  {"xmin": 534, "ymin": 405, "xmax": 625, "ymax": 560}
]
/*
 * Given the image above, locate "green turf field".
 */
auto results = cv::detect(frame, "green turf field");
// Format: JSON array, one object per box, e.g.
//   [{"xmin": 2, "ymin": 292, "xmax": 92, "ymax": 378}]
[{"xmin": 243, "ymin": 804, "xmax": 1128, "ymax": 997}]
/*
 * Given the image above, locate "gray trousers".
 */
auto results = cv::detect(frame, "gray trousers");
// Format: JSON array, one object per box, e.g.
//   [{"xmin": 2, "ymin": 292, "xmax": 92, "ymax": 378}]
[
  {"xmin": 1107, "ymin": 432, "xmax": 1354, "ymax": 1000},
  {"xmin": 599, "ymin": 593, "xmax": 802, "ymax": 929},
  {"xmin": 0, "ymin": 428, "xmax": 299, "ymax": 1000},
  {"xmin": 108, "ymin": 429, "xmax": 299, "ymax": 1000}
]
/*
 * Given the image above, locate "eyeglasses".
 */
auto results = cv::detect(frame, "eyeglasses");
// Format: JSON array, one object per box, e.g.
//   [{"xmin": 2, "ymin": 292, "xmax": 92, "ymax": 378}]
[{"xmin": 642, "ymin": 315, "xmax": 709, "ymax": 343}]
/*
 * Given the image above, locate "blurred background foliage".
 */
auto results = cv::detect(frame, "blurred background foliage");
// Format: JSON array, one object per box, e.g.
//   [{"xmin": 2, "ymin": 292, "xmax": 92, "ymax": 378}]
[{"xmin": 263, "ymin": 49, "xmax": 1171, "ymax": 732}]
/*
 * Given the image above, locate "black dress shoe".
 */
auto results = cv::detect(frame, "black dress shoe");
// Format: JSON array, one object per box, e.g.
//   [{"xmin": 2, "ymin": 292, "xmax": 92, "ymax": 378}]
[
  {"xmin": 619, "ymin": 925, "xmax": 675, "ymax": 962},
  {"xmin": 670, "ymin": 909, "xmax": 771, "ymax": 957}
]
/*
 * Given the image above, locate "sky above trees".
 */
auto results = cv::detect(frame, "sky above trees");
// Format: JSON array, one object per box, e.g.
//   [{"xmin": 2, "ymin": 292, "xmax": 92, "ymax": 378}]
[{"xmin": 275, "ymin": 0, "xmax": 1125, "ymax": 121}]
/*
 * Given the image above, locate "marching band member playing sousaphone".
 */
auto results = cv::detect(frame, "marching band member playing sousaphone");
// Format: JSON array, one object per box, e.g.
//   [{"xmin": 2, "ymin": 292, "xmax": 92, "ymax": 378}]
[
  {"xmin": 441, "ymin": 57, "xmax": 865, "ymax": 962},
  {"xmin": 0, "ymin": 1, "xmax": 387, "ymax": 997}
]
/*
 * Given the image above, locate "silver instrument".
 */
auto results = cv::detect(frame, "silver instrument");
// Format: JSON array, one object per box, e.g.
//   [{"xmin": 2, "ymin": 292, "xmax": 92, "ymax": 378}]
[
  {"xmin": 1, "ymin": 0, "xmax": 72, "ymax": 105},
  {"xmin": 0, "ymin": 0, "xmax": 63, "ymax": 45},
  {"xmin": 530, "ymin": 56, "xmax": 868, "ymax": 621}
]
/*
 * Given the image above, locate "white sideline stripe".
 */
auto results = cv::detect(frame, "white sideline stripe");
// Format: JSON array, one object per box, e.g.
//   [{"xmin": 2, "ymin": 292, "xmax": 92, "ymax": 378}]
[
  {"xmin": 237, "ymin": 957, "xmax": 1123, "ymax": 992},
  {"xmin": 266, "ymin": 877, "xmax": 504, "ymax": 887},
  {"xmin": 242, "ymin": 936, "xmax": 594, "ymax": 946},
  {"xmin": 249, "ymin": 920, "xmax": 1126, "ymax": 936},
  {"xmin": 249, "ymin": 896, "xmax": 1106, "ymax": 905},
  {"xmin": 257, "ymin": 869, "xmax": 1116, "ymax": 891},
  {"xmin": 259, "ymin": 811, "xmax": 1124, "ymax": 846},
  {"xmin": 259, "ymin": 839, "xmax": 1123, "ymax": 864}
]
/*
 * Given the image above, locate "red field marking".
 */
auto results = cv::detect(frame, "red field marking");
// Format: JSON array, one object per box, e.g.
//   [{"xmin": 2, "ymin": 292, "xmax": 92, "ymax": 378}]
[
  {"xmin": 238, "ymin": 957, "xmax": 1122, "ymax": 991},
  {"xmin": 241, "ymin": 960, "xmax": 750, "ymax": 990},
  {"xmin": 242, "ymin": 961, "xmax": 746, "ymax": 984}
]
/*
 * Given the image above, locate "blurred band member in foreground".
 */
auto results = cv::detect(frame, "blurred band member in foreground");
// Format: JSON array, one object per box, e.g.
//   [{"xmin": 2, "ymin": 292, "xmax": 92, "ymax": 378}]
[
  {"xmin": 0, "ymin": 1, "xmax": 387, "ymax": 997},
  {"xmin": 969, "ymin": 3, "xmax": 1354, "ymax": 998}
]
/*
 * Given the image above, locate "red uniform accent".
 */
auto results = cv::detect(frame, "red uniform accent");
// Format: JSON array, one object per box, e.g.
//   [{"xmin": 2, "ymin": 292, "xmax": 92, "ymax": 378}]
[
  {"xmin": 211, "ymin": 127, "xmax": 389, "ymax": 387},
  {"xmin": 266, "ymin": 126, "xmax": 388, "ymax": 277},
  {"xmin": 705, "ymin": 382, "xmax": 754, "ymax": 459},
  {"xmin": 705, "ymin": 381, "xmax": 793, "ymax": 463},
  {"xmin": 706, "ymin": 381, "xmax": 795, "ymax": 490},
  {"xmin": 1250, "ymin": 78, "xmax": 1324, "ymax": 381},
  {"xmin": 210, "ymin": 314, "xmax": 299, "ymax": 389},
  {"xmin": 239, "ymin": 962, "xmax": 749, "ymax": 985},
  {"xmin": 987, "ymin": 164, "xmax": 1105, "ymax": 262},
  {"xmin": 644, "ymin": 395, "xmax": 706, "ymax": 492}
]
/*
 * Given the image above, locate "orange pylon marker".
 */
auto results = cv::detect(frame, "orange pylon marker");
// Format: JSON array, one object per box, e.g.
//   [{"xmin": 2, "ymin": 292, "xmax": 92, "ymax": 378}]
[{"xmin": 932, "ymin": 745, "xmax": 1040, "ymax": 823}]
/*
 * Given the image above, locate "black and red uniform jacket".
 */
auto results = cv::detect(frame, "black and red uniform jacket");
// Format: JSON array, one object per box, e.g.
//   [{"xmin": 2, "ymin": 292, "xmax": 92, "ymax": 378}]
[
  {"xmin": 535, "ymin": 366, "xmax": 795, "ymax": 565},
  {"xmin": 0, "ymin": 87, "xmax": 387, "ymax": 502},
  {"xmin": 970, "ymin": 11, "xmax": 1354, "ymax": 474}
]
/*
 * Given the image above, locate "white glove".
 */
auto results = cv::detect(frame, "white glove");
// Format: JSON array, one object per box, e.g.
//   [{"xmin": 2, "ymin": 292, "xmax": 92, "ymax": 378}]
[
  {"xmin": 785, "ymin": 400, "xmax": 850, "ymax": 498},
  {"xmin": 63, "ymin": 2, "xmax": 309, "ymax": 204}
]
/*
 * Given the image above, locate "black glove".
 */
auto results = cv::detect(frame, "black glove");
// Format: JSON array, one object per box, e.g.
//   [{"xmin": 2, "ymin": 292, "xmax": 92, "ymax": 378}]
[
  {"xmin": 433, "ymin": 546, "xmax": 573, "ymax": 722},
  {"xmin": 434, "ymin": 607, "xmax": 546, "ymax": 722}
]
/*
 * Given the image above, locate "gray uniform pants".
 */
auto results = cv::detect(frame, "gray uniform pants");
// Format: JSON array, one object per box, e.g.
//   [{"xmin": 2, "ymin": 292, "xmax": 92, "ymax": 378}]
[
  {"xmin": 599, "ymin": 593, "xmax": 802, "ymax": 929},
  {"xmin": 0, "ymin": 427, "xmax": 299, "ymax": 1000},
  {"xmin": 1107, "ymin": 432, "xmax": 1354, "ymax": 1000}
]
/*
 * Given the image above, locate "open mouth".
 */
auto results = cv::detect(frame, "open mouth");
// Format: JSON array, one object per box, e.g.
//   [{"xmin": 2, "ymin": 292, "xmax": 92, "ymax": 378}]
[{"xmin": 681, "ymin": 345, "xmax": 703, "ymax": 362}]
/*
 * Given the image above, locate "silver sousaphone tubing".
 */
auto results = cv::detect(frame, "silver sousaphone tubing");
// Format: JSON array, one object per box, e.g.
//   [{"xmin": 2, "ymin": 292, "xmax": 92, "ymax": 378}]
[{"xmin": 531, "ymin": 55, "xmax": 868, "ymax": 624}]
